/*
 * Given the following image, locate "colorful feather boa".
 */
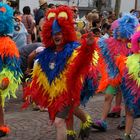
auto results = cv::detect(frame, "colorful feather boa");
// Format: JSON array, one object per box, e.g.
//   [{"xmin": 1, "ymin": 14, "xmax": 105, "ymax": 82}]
[
  {"xmin": 0, "ymin": 37, "xmax": 22, "ymax": 106},
  {"xmin": 80, "ymin": 50, "xmax": 99, "ymax": 106},
  {"xmin": 97, "ymin": 37, "xmax": 119, "ymax": 92},
  {"xmin": 67, "ymin": 39, "xmax": 97, "ymax": 108},
  {"xmin": 97, "ymin": 37, "xmax": 132, "ymax": 92}
]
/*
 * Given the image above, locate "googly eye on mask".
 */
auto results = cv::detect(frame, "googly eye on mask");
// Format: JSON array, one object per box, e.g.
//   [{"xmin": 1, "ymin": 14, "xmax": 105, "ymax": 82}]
[{"xmin": 14, "ymin": 24, "xmax": 20, "ymax": 31}]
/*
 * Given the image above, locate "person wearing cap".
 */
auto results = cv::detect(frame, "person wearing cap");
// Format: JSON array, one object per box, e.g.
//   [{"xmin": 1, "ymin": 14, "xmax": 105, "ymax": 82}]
[
  {"xmin": 6, "ymin": 0, "xmax": 18, "ymax": 11},
  {"xmin": 35, "ymin": 0, "xmax": 48, "ymax": 42},
  {"xmin": 92, "ymin": 8, "xmax": 99, "ymax": 14},
  {"xmin": 12, "ymin": 10, "xmax": 28, "ymax": 49},
  {"xmin": 23, "ymin": 6, "xmax": 97, "ymax": 140},
  {"xmin": 35, "ymin": 0, "xmax": 48, "ymax": 26}
]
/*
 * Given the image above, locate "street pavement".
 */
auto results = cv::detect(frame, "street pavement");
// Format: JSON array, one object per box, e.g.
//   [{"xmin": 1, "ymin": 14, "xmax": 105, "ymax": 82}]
[{"xmin": 1, "ymin": 89, "xmax": 140, "ymax": 140}]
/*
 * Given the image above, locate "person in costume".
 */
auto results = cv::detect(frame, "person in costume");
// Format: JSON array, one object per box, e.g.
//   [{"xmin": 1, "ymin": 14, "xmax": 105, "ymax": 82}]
[
  {"xmin": 65, "ymin": 32, "xmax": 99, "ymax": 140},
  {"xmin": 115, "ymin": 25, "xmax": 140, "ymax": 140},
  {"xmin": 0, "ymin": 2, "xmax": 22, "ymax": 137},
  {"xmin": 92, "ymin": 14, "xmax": 138, "ymax": 132},
  {"xmin": 63, "ymin": 8, "xmax": 100, "ymax": 140},
  {"xmin": 19, "ymin": 42, "xmax": 43, "ymax": 83},
  {"xmin": 23, "ymin": 6, "xmax": 98, "ymax": 140}
]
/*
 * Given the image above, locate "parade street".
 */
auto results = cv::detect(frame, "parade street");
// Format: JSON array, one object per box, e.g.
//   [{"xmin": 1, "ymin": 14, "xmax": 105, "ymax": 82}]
[
  {"xmin": 0, "ymin": 0, "xmax": 140, "ymax": 140},
  {"xmin": 1, "ymin": 90, "xmax": 140, "ymax": 140}
]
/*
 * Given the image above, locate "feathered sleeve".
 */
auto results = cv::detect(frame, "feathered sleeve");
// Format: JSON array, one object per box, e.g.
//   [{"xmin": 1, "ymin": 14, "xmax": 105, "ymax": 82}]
[
  {"xmin": 97, "ymin": 37, "xmax": 120, "ymax": 92},
  {"xmin": 0, "ymin": 37, "xmax": 22, "ymax": 106},
  {"xmin": 66, "ymin": 38, "xmax": 96, "ymax": 107},
  {"xmin": 80, "ymin": 48, "xmax": 99, "ymax": 106},
  {"xmin": 125, "ymin": 54, "xmax": 140, "ymax": 98},
  {"xmin": 120, "ymin": 54, "xmax": 140, "ymax": 117}
]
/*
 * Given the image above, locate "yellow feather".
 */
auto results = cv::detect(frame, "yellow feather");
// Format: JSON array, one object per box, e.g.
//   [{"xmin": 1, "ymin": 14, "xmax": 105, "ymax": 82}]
[
  {"xmin": 0, "ymin": 68, "xmax": 21, "ymax": 106},
  {"xmin": 92, "ymin": 50, "xmax": 99, "ymax": 66},
  {"xmin": 126, "ymin": 54, "xmax": 140, "ymax": 86},
  {"xmin": 31, "ymin": 48, "xmax": 79, "ymax": 103}
]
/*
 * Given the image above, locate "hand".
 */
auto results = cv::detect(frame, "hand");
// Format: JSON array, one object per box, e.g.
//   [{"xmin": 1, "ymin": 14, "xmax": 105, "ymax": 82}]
[
  {"xmin": 0, "ymin": 78, "xmax": 9, "ymax": 90},
  {"xmin": 86, "ymin": 32, "xmax": 94, "ymax": 46},
  {"xmin": 25, "ymin": 68, "xmax": 32, "ymax": 76}
]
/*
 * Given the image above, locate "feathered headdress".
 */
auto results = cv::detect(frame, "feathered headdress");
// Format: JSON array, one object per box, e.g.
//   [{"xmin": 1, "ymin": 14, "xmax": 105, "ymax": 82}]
[
  {"xmin": 0, "ymin": 2, "xmax": 13, "ymax": 35},
  {"xmin": 112, "ymin": 14, "xmax": 138, "ymax": 39},
  {"xmin": 42, "ymin": 5, "xmax": 77, "ymax": 48},
  {"xmin": 118, "ymin": 14, "xmax": 138, "ymax": 39}
]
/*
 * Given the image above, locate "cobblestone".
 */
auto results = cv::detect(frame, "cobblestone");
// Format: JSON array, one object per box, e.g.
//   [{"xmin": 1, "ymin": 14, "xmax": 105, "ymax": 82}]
[{"xmin": 1, "ymin": 92, "xmax": 140, "ymax": 140}]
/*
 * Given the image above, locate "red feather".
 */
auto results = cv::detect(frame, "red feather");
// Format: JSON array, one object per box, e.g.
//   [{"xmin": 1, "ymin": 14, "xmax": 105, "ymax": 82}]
[
  {"xmin": 23, "ymin": 77, "xmax": 72, "ymax": 121},
  {"xmin": 67, "ymin": 37, "xmax": 96, "ymax": 108},
  {"xmin": 57, "ymin": 5, "xmax": 77, "ymax": 44},
  {"xmin": 42, "ymin": 8, "xmax": 58, "ymax": 48},
  {"xmin": 42, "ymin": 6, "xmax": 77, "ymax": 48}
]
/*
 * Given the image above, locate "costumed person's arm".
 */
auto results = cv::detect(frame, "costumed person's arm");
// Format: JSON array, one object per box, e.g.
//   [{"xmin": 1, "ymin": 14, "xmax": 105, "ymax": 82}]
[
  {"xmin": 97, "ymin": 37, "xmax": 121, "ymax": 92},
  {"xmin": 96, "ymin": 37, "xmax": 110, "ymax": 92},
  {"xmin": 80, "ymin": 35, "xmax": 100, "ymax": 105},
  {"xmin": 26, "ymin": 50, "xmax": 36, "ymax": 75},
  {"xmin": 26, "ymin": 46, "xmax": 45, "ymax": 75},
  {"xmin": 67, "ymin": 32, "xmax": 97, "ymax": 107}
]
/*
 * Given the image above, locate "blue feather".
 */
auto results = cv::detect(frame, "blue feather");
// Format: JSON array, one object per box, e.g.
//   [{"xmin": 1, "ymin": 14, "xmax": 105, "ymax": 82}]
[
  {"xmin": 37, "ymin": 42, "xmax": 79, "ymax": 84},
  {"xmin": 98, "ymin": 37, "xmax": 119, "ymax": 78},
  {"xmin": 119, "ymin": 14, "xmax": 138, "ymax": 39},
  {"xmin": 1, "ymin": 56, "xmax": 22, "ymax": 78},
  {"xmin": 0, "ymin": 2, "xmax": 14, "ymax": 35},
  {"xmin": 121, "ymin": 78, "xmax": 140, "ymax": 118},
  {"xmin": 113, "ymin": 28, "xmax": 119, "ymax": 39},
  {"xmin": 0, "ymin": 57, "xmax": 3, "ymax": 72},
  {"xmin": 80, "ymin": 77, "xmax": 97, "ymax": 106}
]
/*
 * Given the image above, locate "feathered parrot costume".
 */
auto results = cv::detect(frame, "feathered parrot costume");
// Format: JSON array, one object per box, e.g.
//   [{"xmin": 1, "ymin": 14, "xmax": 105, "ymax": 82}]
[
  {"xmin": 120, "ymin": 26, "xmax": 140, "ymax": 117},
  {"xmin": 0, "ymin": 2, "xmax": 22, "ymax": 137},
  {"xmin": 23, "ymin": 6, "xmax": 98, "ymax": 121},
  {"xmin": 97, "ymin": 14, "xmax": 138, "ymax": 92},
  {"xmin": 91, "ymin": 14, "xmax": 139, "ymax": 134},
  {"xmin": 79, "ymin": 33, "xmax": 99, "ymax": 106}
]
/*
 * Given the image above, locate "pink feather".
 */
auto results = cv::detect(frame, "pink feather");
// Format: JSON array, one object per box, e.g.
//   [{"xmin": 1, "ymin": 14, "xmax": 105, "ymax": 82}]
[
  {"xmin": 111, "ymin": 19, "xmax": 119, "ymax": 30},
  {"xmin": 131, "ymin": 31, "xmax": 140, "ymax": 53}
]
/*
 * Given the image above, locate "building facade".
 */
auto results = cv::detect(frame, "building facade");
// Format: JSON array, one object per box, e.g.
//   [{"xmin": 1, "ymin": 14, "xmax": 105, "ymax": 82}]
[{"xmin": 2, "ymin": 0, "xmax": 138, "ymax": 17}]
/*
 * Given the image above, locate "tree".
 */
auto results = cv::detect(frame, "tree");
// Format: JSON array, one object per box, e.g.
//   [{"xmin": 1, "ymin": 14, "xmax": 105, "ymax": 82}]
[
  {"xmin": 16, "ymin": 0, "xmax": 19, "ymax": 9},
  {"xmin": 114, "ymin": 0, "xmax": 121, "ymax": 17},
  {"xmin": 96, "ymin": 0, "xmax": 103, "ymax": 11}
]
